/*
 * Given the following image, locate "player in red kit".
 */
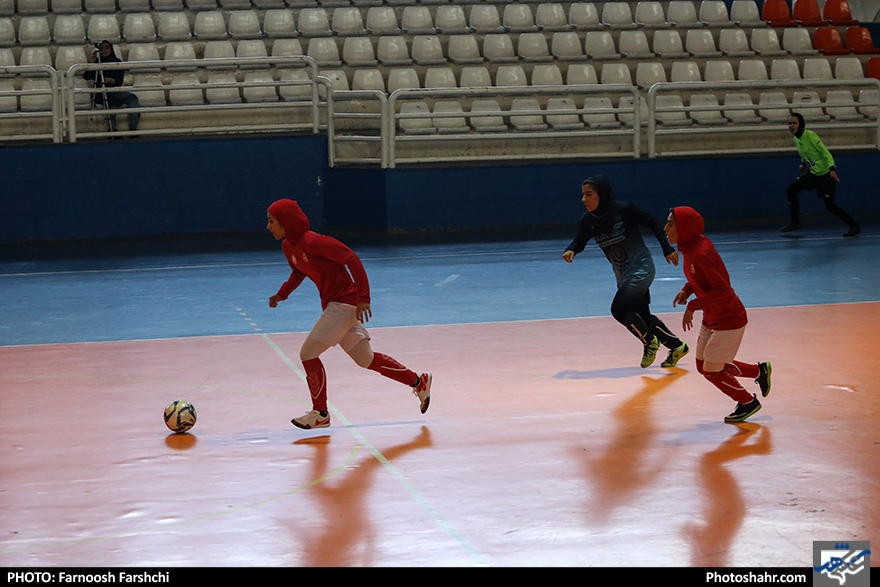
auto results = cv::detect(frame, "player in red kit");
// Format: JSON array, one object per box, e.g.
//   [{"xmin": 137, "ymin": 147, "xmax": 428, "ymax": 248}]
[
  {"xmin": 267, "ymin": 199, "xmax": 431, "ymax": 429},
  {"xmin": 664, "ymin": 206, "xmax": 771, "ymax": 423}
]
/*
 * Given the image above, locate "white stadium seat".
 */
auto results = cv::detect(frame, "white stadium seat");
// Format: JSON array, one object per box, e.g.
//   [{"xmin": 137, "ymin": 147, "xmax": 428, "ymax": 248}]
[
  {"xmin": 635, "ymin": 1, "xmax": 669, "ymax": 28},
  {"xmin": 547, "ymin": 98, "xmax": 584, "ymax": 130},
  {"xmin": 583, "ymin": 96, "xmax": 620, "ymax": 128}
]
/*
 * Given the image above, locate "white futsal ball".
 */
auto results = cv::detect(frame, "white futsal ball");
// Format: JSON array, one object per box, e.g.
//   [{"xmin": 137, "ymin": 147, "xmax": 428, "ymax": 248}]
[{"xmin": 164, "ymin": 400, "xmax": 197, "ymax": 433}]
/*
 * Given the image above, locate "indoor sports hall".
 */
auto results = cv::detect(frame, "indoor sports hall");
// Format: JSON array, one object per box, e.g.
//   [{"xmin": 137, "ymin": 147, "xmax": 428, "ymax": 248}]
[{"xmin": 1, "ymin": 0, "xmax": 879, "ymax": 570}]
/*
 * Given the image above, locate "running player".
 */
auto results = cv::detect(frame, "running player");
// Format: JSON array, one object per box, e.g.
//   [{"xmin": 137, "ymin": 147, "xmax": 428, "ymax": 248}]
[
  {"xmin": 781, "ymin": 113, "xmax": 861, "ymax": 237},
  {"xmin": 267, "ymin": 199, "xmax": 431, "ymax": 429},
  {"xmin": 664, "ymin": 206, "xmax": 771, "ymax": 423},
  {"xmin": 563, "ymin": 176, "xmax": 689, "ymax": 368}
]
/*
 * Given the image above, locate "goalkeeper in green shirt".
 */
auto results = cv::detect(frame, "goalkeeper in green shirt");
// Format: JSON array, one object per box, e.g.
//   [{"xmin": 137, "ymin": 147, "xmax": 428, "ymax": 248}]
[{"xmin": 780, "ymin": 112, "xmax": 861, "ymax": 237}]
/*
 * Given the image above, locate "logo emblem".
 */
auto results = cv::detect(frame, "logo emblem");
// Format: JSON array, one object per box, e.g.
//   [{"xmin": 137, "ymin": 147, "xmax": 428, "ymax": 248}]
[{"xmin": 813, "ymin": 541, "xmax": 871, "ymax": 587}]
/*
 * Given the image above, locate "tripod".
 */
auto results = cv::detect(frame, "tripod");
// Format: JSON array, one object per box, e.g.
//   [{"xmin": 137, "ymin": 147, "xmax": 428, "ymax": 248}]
[{"xmin": 92, "ymin": 44, "xmax": 114, "ymax": 132}]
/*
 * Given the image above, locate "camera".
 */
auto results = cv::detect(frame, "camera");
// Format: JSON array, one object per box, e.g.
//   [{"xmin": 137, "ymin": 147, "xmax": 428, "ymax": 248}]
[{"xmin": 94, "ymin": 42, "xmax": 103, "ymax": 50}]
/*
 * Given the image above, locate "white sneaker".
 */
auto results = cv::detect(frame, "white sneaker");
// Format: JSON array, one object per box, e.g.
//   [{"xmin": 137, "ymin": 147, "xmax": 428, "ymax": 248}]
[
  {"xmin": 292, "ymin": 410, "xmax": 331, "ymax": 429},
  {"xmin": 412, "ymin": 373, "xmax": 431, "ymax": 414}
]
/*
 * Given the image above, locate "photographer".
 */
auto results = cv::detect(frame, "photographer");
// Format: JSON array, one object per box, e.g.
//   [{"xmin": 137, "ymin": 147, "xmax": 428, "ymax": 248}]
[{"xmin": 84, "ymin": 40, "xmax": 140, "ymax": 133}]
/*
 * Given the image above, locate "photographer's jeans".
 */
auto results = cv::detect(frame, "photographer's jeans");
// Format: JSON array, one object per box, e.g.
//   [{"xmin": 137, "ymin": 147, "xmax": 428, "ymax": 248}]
[{"xmin": 103, "ymin": 91, "xmax": 140, "ymax": 131}]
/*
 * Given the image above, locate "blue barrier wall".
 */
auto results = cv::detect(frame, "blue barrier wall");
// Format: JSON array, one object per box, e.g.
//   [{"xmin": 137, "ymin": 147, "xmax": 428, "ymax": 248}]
[
  {"xmin": 323, "ymin": 152, "xmax": 880, "ymax": 234},
  {"xmin": 0, "ymin": 135, "xmax": 327, "ymax": 244},
  {"xmin": 1, "ymin": 134, "xmax": 878, "ymax": 245}
]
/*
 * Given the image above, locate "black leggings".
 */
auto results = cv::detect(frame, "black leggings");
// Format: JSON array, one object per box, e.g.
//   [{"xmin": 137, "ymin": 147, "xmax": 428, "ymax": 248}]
[
  {"xmin": 610, "ymin": 288, "xmax": 682, "ymax": 349},
  {"xmin": 786, "ymin": 172, "xmax": 858, "ymax": 227}
]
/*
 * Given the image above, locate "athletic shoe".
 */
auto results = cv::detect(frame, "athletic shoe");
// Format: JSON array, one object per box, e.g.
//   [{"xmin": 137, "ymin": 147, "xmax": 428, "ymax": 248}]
[
  {"xmin": 661, "ymin": 343, "xmax": 689, "ymax": 368},
  {"xmin": 640, "ymin": 336, "xmax": 660, "ymax": 368},
  {"xmin": 780, "ymin": 222, "xmax": 802, "ymax": 233},
  {"xmin": 292, "ymin": 410, "xmax": 331, "ymax": 429},
  {"xmin": 843, "ymin": 225, "xmax": 861, "ymax": 238},
  {"xmin": 413, "ymin": 373, "xmax": 432, "ymax": 414},
  {"xmin": 755, "ymin": 361, "xmax": 772, "ymax": 397},
  {"xmin": 723, "ymin": 395, "xmax": 762, "ymax": 423}
]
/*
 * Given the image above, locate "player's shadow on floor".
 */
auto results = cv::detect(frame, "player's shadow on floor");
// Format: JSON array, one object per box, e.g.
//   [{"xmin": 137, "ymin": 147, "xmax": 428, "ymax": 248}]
[
  {"xmin": 554, "ymin": 366, "xmax": 687, "ymax": 380},
  {"xmin": 682, "ymin": 422, "xmax": 772, "ymax": 567},
  {"xmin": 571, "ymin": 369, "xmax": 686, "ymax": 526},
  {"xmin": 287, "ymin": 426, "xmax": 432, "ymax": 566}
]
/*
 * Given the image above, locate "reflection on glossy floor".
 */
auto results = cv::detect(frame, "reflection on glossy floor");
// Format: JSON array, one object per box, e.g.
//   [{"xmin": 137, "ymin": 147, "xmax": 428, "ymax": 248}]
[{"xmin": 2, "ymin": 303, "xmax": 878, "ymax": 567}]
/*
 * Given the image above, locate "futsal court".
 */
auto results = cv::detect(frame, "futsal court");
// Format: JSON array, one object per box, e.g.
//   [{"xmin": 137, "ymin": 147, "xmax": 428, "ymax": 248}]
[{"xmin": 1, "ymin": 221, "xmax": 878, "ymax": 568}]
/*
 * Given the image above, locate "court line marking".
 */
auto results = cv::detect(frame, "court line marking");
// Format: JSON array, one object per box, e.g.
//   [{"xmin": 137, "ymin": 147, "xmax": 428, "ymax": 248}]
[
  {"xmin": 2, "ymin": 299, "xmax": 878, "ymax": 350},
  {"xmin": 2, "ymin": 232, "xmax": 876, "ymax": 278},
  {"xmin": 259, "ymin": 331, "xmax": 490, "ymax": 567},
  {"xmin": 0, "ymin": 371, "xmax": 362, "ymax": 557},
  {"xmin": 0, "ymin": 438, "xmax": 365, "ymax": 555}
]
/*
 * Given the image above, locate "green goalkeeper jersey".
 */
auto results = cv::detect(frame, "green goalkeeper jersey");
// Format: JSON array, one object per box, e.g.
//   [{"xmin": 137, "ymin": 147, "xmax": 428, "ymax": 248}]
[{"xmin": 794, "ymin": 129, "xmax": 835, "ymax": 176}]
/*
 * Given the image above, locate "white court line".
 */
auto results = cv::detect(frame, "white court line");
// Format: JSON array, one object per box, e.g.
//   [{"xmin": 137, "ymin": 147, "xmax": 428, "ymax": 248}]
[
  {"xmin": 259, "ymin": 332, "xmax": 490, "ymax": 567},
  {"xmin": 2, "ymin": 299, "xmax": 878, "ymax": 350},
  {"xmin": 435, "ymin": 274, "xmax": 460, "ymax": 286},
  {"xmin": 3, "ymin": 232, "xmax": 875, "ymax": 278}
]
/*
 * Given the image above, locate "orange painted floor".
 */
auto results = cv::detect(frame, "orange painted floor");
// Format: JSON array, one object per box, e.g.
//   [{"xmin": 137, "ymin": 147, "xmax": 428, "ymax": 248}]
[{"xmin": 1, "ymin": 303, "xmax": 878, "ymax": 567}]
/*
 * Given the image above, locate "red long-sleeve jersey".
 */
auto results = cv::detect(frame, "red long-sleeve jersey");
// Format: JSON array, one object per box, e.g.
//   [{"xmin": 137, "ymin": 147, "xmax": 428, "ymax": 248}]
[
  {"xmin": 269, "ymin": 199, "xmax": 370, "ymax": 309},
  {"xmin": 673, "ymin": 206, "xmax": 747, "ymax": 331}
]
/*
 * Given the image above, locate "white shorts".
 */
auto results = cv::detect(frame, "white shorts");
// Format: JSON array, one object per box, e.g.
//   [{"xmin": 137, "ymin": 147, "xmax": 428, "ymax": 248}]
[
  {"xmin": 695, "ymin": 324, "xmax": 745, "ymax": 366},
  {"xmin": 307, "ymin": 302, "xmax": 370, "ymax": 352}
]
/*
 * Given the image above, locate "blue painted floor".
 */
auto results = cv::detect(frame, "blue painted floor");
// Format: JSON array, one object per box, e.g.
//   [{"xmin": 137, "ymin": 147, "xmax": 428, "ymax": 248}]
[
  {"xmin": 2, "ymin": 222, "xmax": 879, "ymax": 568},
  {"xmin": 1, "ymin": 223, "xmax": 878, "ymax": 347}
]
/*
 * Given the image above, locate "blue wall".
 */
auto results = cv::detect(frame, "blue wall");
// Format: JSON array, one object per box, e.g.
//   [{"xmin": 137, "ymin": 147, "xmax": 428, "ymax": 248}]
[
  {"xmin": 324, "ymin": 152, "xmax": 880, "ymax": 234},
  {"xmin": 0, "ymin": 134, "xmax": 327, "ymax": 244},
  {"xmin": 1, "ymin": 134, "xmax": 878, "ymax": 245}
]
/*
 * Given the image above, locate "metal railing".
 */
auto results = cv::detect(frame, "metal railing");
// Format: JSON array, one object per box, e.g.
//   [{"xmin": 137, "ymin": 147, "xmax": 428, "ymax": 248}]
[
  {"xmin": 64, "ymin": 56, "xmax": 325, "ymax": 142},
  {"xmin": 327, "ymin": 83, "xmax": 642, "ymax": 168},
  {"xmin": 387, "ymin": 83, "xmax": 642, "ymax": 167},
  {"xmin": 0, "ymin": 65, "xmax": 64, "ymax": 143},
  {"xmin": 325, "ymin": 88, "xmax": 388, "ymax": 168},
  {"xmin": 2, "ymin": 57, "xmax": 879, "ymax": 170},
  {"xmin": 325, "ymin": 78, "xmax": 880, "ymax": 168},
  {"xmin": 645, "ymin": 78, "xmax": 880, "ymax": 158},
  {"xmin": 0, "ymin": 56, "xmax": 326, "ymax": 144}
]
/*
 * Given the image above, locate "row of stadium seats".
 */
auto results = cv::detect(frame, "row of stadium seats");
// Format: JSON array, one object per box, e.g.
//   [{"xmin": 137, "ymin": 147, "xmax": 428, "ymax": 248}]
[
  {"xmin": 0, "ymin": 0, "xmax": 858, "ymax": 37},
  {"xmin": 6, "ymin": 50, "xmax": 878, "ymax": 99},
  {"xmin": 2, "ymin": 26, "xmax": 867, "ymax": 65},
  {"xmin": 4, "ymin": 28, "xmax": 878, "ymax": 84},
  {"xmin": 393, "ymin": 89, "xmax": 879, "ymax": 135},
  {"xmin": 5, "ymin": 64, "xmax": 874, "ymax": 120},
  {"xmin": 321, "ymin": 57, "xmax": 880, "ymax": 91},
  {"xmin": 19, "ymin": 56, "xmax": 878, "ymax": 98},
  {"xmin": 762, "ymin": 0, "xmax": 860, "ymax": 28},
  {"xmin": 4, "ymin": 14, "xmax": 878, "ymax": 62},
  {"xmin": 814, "ymin": 26, "xmax": 880, "ymax": 55},
  {"xmin": 5, "ymin": 31, "xmax": 878, "ymax": 88},
  {"xmin": 0, "ymin": 0, "xmax": 769, "ymax": 28},
  {"xmin": 0, "ymin": 2, "xmax": 774, "ymax": 44},
  {"xmin": 0, "ymin": 0, "xmax": 865, "ymax": 32},
  {"xmin": 0, "ymin": 0, "xmax": 361, "ymax": 14},
  {"xmin": 0, "ymin": 68, "xmax": 301, "ymax": 111}
]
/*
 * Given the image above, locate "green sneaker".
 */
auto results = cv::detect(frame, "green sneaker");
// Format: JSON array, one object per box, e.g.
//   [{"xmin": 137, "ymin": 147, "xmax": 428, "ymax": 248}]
[
  {"xmin": 661, "ymin": 343, "xmax": 689, "ymax": 368},
  {"xmin": 724, "ymin": 395, "xmax": 762, "ymax": 423},
  {"xmin": 640, "ymin": 336, "xmax": 660, "ymax": 368},
  {"xmin": 755, "ymin": 362, "xmax": 772, "ymax": 397}
]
